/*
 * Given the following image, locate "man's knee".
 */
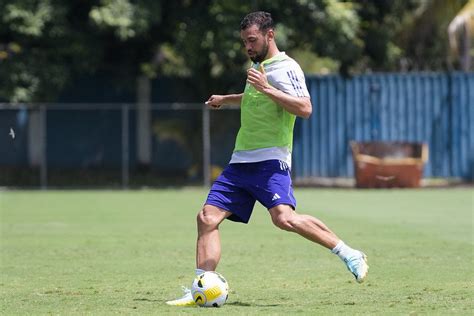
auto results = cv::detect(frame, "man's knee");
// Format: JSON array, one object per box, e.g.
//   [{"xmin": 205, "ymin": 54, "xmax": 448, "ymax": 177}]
[
  {"xmin": 197, "ymin": 205, "xmax": 225, "ymax": 230},
  {"xmin": 271, "ymin": 212, "xmax": 297, "ymax": 232}
]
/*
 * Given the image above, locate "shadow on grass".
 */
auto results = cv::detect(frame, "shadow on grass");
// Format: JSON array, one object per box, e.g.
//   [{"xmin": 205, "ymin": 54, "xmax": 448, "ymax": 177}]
[
  {"xmin": 133, "ymin": 298, "xmax": 280, "ymax": 307},
  {"xmin": 133, "ymin": 298, "xmax": 163, "ymax": 302},
  {"xmin": 226, "ymin": 301, "xmax": 280, "ymax": 307}
]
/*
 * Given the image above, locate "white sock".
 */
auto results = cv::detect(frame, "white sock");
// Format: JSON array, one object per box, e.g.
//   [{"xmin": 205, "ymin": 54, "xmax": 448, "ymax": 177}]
[
  {"xmin": 331, "ymin": 240, "xmax": 357, "ymax": 261},
  {"xmin": 195, "ymin": 268, "xmax": 205, "ymax": 276}
]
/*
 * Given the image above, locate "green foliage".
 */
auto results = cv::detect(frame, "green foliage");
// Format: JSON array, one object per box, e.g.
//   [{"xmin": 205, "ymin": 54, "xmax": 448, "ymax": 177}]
[
  {"xmin": 3, "ymin": 0, "xmax": 53, "ymax": 36},
  {"xmin": 89, "ymin": 0, "xmax": 155, "ymax": 41},
  {"xmin": 1, "ymin": 189, "xmax": 473, "ymax": 314},
  {"xmin": 396, "ymin": 0, "xmax": 468, "ymax": 70},
  {"xmin": 289, "ymin": 49, "xmax": 340, "ymax": 74},
  {"xmin": 1, "ymin": 1, "xmax": 93, "ymax": 102},
  {"xmin": 0, "ymin": 0, "xmax": 466, "ymax": 102}
]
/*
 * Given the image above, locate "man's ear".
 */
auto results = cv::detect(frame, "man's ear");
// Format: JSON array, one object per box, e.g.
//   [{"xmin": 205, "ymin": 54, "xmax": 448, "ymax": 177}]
[{"xmin": 266, "ymin": 29, "xmax": 275, "ymax": 41}]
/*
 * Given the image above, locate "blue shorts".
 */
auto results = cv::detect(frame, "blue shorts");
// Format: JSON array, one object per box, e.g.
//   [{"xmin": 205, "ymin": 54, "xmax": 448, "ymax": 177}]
[{"xmin": 205, "ymin": 160, "xmax": 296, "ymax": 223}]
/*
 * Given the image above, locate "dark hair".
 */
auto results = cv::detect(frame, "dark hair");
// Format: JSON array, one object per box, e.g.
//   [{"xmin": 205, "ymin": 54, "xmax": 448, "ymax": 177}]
[{"xmin": 240, "ymin": 11, "xmax": 274, "ymax": 32}]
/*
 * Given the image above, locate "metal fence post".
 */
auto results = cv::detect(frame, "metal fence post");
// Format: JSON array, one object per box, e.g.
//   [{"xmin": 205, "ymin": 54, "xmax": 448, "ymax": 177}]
[
  {"xmin": 40, "ymin": 105, "xmax": 48, "ymax": 190},
  {"xmin": 202, "ymin": 105, "xmax": 211, "ymax": 187},
  {"xmin": 122, "ymin": 104, "xmax": 129, "ymax": 189}
]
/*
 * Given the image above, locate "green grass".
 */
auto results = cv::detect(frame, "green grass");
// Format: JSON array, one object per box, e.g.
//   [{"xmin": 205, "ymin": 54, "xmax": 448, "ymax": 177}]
[{"xmin": 1, "ymin": 188, "xmax": 473, "ymax": 315}]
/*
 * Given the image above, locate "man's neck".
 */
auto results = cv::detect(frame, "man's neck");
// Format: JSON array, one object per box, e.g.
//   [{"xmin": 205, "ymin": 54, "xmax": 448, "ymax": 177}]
[{"xmin": 263, "ymin": 46, "xmax": 280, "ymax": 62}]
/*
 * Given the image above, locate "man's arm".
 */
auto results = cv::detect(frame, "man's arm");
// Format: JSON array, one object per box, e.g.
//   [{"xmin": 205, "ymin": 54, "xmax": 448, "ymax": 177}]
[
  {"xmin": 260, "ymin": 87, "xmax": 312, "ymax": 119},
  {"xmin": 246, "ymin": 67, "xmax": 312, "ymax": 119},
  {"xmin": 206, "ymin": 94, "xmax": 243, "ymax": 108}
]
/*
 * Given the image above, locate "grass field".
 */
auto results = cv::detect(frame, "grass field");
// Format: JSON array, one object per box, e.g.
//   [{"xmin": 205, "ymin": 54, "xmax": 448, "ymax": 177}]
[{"xmin": 1, "ymin": 188, "xmax": 473, "ymax": 315}]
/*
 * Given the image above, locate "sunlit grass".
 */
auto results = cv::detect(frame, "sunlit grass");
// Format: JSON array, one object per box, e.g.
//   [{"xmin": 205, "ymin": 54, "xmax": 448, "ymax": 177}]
[{"xmin": 1, "ymin": 188, "xmax": 472, "ymax": 315}]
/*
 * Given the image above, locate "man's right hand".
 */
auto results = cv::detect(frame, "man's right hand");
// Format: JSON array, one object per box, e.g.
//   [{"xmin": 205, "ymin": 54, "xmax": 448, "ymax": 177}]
[
  {"xmin": 205, "ymin": 95, "xmax": 225, "ymax": 109},
  {"xmin": 206, "ymin": 93, "xmax": 243, "ymax": 108}
]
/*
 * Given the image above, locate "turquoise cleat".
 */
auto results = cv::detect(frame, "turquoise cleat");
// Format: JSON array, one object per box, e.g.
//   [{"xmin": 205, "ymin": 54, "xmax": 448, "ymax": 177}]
[{"xmin": 344, "ymin": 251, "xmax": 369, "ymax": 283}]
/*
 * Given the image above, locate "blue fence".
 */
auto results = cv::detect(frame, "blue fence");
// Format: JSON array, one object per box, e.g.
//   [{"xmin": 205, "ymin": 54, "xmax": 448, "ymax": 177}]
[
  {"xmin": 1, "ymin": 72, "xmax": 473, "ymax": 187},
  {"xmin": 293, "ymin": 72, "xmax": 474, "ymax": 181}
]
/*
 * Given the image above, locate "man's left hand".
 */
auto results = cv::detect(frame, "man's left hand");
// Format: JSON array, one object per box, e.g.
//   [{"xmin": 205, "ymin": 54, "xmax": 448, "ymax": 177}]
[{"xmin": 247, "ymin": 65, "xmax": 271, "ymax": 93}]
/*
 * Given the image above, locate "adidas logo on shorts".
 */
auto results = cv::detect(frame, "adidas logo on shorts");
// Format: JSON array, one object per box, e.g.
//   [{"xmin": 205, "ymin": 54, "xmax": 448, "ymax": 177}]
[{"xmin": 271, "ymin": 193, "xmax": 281, "ymax": 201}]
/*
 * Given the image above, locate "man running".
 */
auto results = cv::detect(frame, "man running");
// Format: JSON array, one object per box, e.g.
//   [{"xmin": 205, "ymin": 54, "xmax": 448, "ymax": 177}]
[{"xmin": 167, "ymin": 11, "xmax": 368, "ymax": 306}]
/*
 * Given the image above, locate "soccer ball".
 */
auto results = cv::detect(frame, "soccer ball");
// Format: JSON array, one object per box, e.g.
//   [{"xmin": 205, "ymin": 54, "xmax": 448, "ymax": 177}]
[{"xmin": 191, "ymin": 271, "xmax": 229, "ymax": 307}]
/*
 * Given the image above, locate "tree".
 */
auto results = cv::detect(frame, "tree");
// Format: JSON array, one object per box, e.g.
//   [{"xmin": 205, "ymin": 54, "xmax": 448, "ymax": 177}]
[
  {"xmin": 0, "ymin": 0, "xmax": 167, "ymax": 102},
  {"xmin": 396, "ymin": 0, "xmax": 468, "ymax": 71},
  {"xmin": 448, "ymin": 0, "xmax": 474, "ymax": 70},
  {"xmin": 1, "ymin": 0, "xmax": 364, "ymax": 102},
  {"xmin": 1, "ymin": 0, "xmax": 467, "ymax": 103}
]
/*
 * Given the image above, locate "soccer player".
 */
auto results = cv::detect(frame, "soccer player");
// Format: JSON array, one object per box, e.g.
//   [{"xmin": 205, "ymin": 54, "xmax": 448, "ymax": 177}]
[{"xmin": 167, "ymin": 11, "xmax": 368, "ymax": 306}]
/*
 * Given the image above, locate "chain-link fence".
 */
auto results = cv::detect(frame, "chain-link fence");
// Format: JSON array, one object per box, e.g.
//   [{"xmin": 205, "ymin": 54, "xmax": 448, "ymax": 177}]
[{"xmin": 0, "ymin": 103, "xmax": 240, "ymax": 188}]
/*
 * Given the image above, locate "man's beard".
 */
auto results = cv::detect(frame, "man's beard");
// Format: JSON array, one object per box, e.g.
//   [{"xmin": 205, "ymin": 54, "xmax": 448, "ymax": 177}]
[{"xmin": 249, "ymin": 41, "xmax": 269, "ymax": 63}]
